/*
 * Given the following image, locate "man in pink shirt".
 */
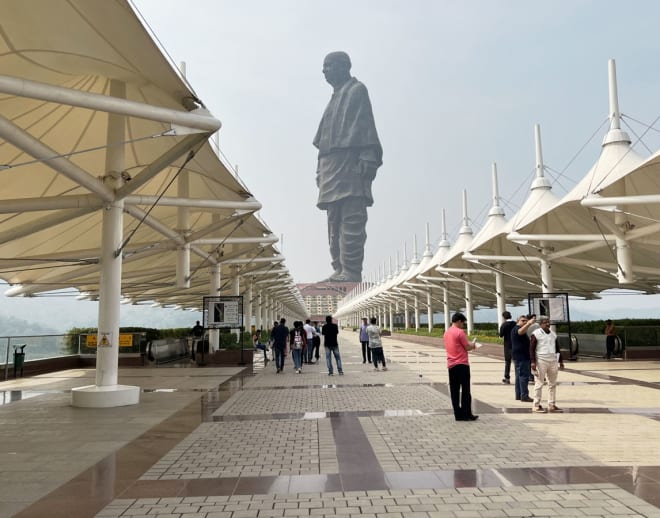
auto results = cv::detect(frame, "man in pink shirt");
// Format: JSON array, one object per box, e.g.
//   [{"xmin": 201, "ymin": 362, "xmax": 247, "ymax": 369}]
[{"xmin": 444, "ymin": 312, "xmax": 478, "ymax": 421}]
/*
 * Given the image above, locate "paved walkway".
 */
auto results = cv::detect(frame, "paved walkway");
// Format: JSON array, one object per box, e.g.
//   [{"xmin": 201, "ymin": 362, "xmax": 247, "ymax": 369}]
[{"xmin": 1, "ymin": 330, "xmax": 659, "ymax": 517}]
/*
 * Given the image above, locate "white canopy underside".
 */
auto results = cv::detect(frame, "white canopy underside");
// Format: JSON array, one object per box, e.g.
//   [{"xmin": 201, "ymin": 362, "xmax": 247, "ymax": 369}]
[
  {"xmin": 338, "ymin": 125, "xmax": 660, "ymax": 317},
  {"xmin": 0, "ymin": 0, "xmax": 304, "ymax": 312}
]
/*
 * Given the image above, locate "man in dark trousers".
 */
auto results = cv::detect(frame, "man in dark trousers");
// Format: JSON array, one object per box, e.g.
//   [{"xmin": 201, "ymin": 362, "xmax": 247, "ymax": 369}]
[
  {"xmin": 271, "ymin": 318, "xmax": 290, "ymax": 374},
  {"xmin": 498, "ymin": 311, "xmax": 515, "ymax": 384},
  {"xmin": 322, "ymin": 315, "xmax": 343, "ymax": 375},
  {"xmin": 191, "ymin": 320, "xmax": 204, "ymax": 362},
  {"xmin": 444, "ymin": 312, "xmax": 478, "ymax": 421},
  {"xmin": 511, "ymin": 314, "xmax": 536, "ymax": 403}
]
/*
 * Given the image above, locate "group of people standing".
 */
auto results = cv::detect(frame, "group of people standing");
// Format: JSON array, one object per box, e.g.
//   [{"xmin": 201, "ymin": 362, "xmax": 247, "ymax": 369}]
[
  {"xmin": 499, "ymin": 311, "xmax": 564, "ymax": 413},
  {"xmin": 444, "ymin": 309, "xmax": 566, "ymax": 422},
  {"xmin": 358, "ymin": 317, "xmax": 388, "ymax": 371}
]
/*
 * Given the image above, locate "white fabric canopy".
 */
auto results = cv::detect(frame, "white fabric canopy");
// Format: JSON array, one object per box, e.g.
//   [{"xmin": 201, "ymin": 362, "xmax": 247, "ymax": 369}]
[{"xmin": 0, "ymin": 0, "xmax": 305, "ymax": 315}]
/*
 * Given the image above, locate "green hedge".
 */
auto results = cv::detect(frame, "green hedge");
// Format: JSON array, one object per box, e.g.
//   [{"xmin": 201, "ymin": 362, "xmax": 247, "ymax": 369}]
[{"xmin": 391, "ymin": 319, "xmax": 660, "ymax": 346}]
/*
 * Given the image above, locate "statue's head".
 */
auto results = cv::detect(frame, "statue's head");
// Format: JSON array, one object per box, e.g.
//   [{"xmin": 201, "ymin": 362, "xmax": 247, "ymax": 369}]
[{"xmin": 323, "ymin": 51, "xmax": 352, "ymax": 88}]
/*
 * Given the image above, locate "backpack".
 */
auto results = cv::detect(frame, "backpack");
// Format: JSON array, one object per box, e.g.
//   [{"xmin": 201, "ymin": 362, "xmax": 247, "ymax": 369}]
[{"xmin": 293, "ymin": 330, "xmax": 303, "ymax": 349}]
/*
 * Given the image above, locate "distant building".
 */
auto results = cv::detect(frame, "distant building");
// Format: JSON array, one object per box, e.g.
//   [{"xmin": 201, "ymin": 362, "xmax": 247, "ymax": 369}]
[{"xmin": 297, "ymin": 282, "xmax": 359, "ymax": 321}]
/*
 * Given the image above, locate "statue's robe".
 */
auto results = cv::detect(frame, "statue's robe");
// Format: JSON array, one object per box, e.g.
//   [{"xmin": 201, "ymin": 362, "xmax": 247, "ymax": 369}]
[{"xmin": 314, "ymin": 77, "xmax": 382, "ymax": 210}]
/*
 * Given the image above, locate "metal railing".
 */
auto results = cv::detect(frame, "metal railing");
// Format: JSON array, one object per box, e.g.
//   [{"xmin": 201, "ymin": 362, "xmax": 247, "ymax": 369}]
[
  {"xmin": 1, "ymin": 332, "xmax": 149, "ymax": 380},
  {"xmin": 2, "ymin": 334, "xmax": 75, "ymax": 380}
]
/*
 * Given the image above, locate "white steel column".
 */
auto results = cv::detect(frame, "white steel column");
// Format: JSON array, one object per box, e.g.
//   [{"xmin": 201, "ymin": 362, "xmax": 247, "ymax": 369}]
[
  {"xmin": 176, "ymin": 170, "xmax": 190, "ymax": 289},
  {"xmin": 394, "ymin": 300, "xmax": 399, "ymax": 330},
  {"xmin": 232, "ymin": 267, "xmax": 241, "ymax": 340},
  {"xmin": 464, "ymin": 278, "xmax": 474, "ymax": 335},
  {"xmin": 175, "ymin": 56, "xmax": 191, "ymax": 292},
  {"xmin": 426, "ymin": 290, "xmax": 433, "ymax": 332},
  {"xmin": 540, "ymin": 244, "xmax": 554, "ymax": 294},
  {"xmin": 614, "ymin": 211, "xmax": 634, "ymax": 283},
  {"xmin": 208, "ymin": 263, "xmax": 221, "ymax": 351},
  {"xmin": 256, "ymin": 289, "xmax": 263, "ymax": 330},
  {"xmin": 261, "ymin": 289, "xmax": 266, "ymax": 331},
  {"xmin": 389, "ymin": 303, "xmax": 394, "ymax": 333},
  {"xmin": 72, "ymin": 80, "xmax": 139, "ymax": 408},
  {"xmin": 443, "ymin": 287, "xmax": 450, "ymax": 331},
  {"xmin": 495, "ymin": 267, "xmax": 506, "ymax": 328},
  {"xmin": 414, "ymin": 294, "xmax": 420, "ymax": 331},
  {"xmin": 246, "ymin": 279, "xmax": 254, "ymax": 333},
  {"xmin": 404, "ymin": 299, "xmax": 409, "ymax": 330}
]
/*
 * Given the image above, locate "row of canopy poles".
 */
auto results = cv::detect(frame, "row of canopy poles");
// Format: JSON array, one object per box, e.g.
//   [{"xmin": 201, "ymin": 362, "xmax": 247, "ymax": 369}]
[
  {"xmin": 0, "ymin": 1, "xmax": 306, "ymax": 407},
  {"xmin": 337, "ymin": 59, "xmax": 660, "ymax": 333}
]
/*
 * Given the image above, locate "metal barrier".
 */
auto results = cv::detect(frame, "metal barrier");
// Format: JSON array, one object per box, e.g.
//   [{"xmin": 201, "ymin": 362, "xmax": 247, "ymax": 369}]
[
  {"xmin": 3, "ymin": 334, "xmax": 73, "ymax": 380},
  {"xmin": 148, "ymin": 338, "xmax": 189, "ymax": 365}
]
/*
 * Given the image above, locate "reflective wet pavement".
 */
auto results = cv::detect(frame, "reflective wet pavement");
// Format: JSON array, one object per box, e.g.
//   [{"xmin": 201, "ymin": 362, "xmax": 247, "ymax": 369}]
[{"xmin": 0, "ymin": 332, "xmax": 659, "ymax": 517}]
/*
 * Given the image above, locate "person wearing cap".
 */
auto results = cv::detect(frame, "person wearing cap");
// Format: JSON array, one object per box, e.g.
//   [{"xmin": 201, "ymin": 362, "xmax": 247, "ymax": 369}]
[
  {"xmin": 443, "ymin": 312, "xmax": 478, "ymax": 421},
  {"xmin": 530, "ymin": 317, "xmax": 564, "ymax": 413}
]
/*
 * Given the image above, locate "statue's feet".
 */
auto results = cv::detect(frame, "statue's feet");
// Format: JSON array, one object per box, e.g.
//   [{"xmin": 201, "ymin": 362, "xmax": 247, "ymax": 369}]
[
  {"xmin": 340, "ymin": 271, "xmax": 362, "ymax": 282},
  {"xmin": 322, "ymin": 269, "xmax": 344, "ymax": 282},
  {"xmin": 322, "ymin": 271, "xmax": 361, "ymax": 282}
]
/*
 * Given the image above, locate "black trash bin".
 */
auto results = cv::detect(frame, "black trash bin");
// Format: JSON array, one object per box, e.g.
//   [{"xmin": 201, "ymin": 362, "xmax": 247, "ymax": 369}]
[{"xmin": 13, "ymin": 344, "xmax": 26, "ymax": 378}]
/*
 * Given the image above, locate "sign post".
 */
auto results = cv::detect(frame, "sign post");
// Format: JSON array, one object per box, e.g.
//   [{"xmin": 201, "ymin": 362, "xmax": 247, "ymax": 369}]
[
  {"xmin": 527, "ymin": 292, "xmax": 577, "ymax": 360},
  {"xmin": 203, "ymin": 296, "xmax": 245, "ymax": 365}
]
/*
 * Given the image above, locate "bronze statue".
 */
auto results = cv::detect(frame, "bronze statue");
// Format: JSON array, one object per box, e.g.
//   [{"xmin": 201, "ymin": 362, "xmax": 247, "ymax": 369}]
[{"xmin": 314, "ymin": 51, "xmax": 382, "ymax": 282}]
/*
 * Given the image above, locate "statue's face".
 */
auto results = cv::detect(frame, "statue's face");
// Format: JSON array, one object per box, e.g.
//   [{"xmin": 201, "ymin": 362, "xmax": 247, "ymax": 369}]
[{"xmin": 323, "ymin": 56, "xmax": 349, "ymax": 87}]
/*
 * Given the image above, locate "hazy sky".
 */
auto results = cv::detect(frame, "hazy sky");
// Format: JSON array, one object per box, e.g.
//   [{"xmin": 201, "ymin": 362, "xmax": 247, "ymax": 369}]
[
  {"xmin": 4, "ymin": 1, "xmax": 660, "ymax": 331},
  {"xmin": 130, "ymin": 2, "xmax": 660, "ymax": 297},
  {"xmin": 128, "ymin": 1, "xmax": 660, "ymax": 276}
]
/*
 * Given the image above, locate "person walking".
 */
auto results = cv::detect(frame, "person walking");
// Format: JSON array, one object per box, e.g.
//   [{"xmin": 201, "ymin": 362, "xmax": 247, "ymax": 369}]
[
  {"xmin": 530, "ymin": 317, "xmax": 565, "ymax": 413},
  {"xmin": 190, "ymin": 320, "xmax": 204, "ymax": 362},
  {"xmin": 604, "ymin": 319, "xmax": 616, "ymax": 359},
  {"xmin": 366, "ymin": 317, "xmax": 387, "ymax": 371},
  {"xmin": 359, "ymin": 317, "xmax": 372, "ymax": 364},
  {"xmin": 303, "ymin": 319, "xmax": 317, "ymax": 364},
  {"xmin": 511, "ymin": 315, "xmax": 535, "ymax": 403},
  {"xmin": 252, "ymin": 329, "xmax": 268, "ymax": 364},
  {"xmin": 312, "ymin": 321, "xmax": 322, "ymax": 361},
  {"xmin": 322, "ymin": 315, "xmax": 343, "ymax": 375},
  {"xmin": 290, "ymin": 321, "xmax": 308, "ymax": 374},
  {"xmin": 498, "ymin": 311, "xmax": 515, "ymax": 384},
  {"xmin": 444, "ymin": 312, "xmax": 478, "ymax": 421},
  {"xmin": 271, "ymin": 318, "xmax": 289, "ymax": 374},
  {"xmin": 268, "ymin": 320, "xmax": 279, "ymax": 361}
]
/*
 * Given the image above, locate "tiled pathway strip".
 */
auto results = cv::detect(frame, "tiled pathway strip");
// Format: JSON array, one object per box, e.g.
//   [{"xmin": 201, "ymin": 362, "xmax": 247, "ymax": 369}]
[
  {"xmin": 96, "ymin": 332, "xmax": 660, "ymax": 517},
  {"xmin": 361, "ymin": 413, "xmax": 660, "ymax": 471},
  {"xmin": 141, "ymin": 419, "xmax": 335, "ymax": 479},
  {"xmin": 214, "ymin": 385, "xmax": 451, "ymax": 416},
  {"xmin": 99, "ymin": 486, "xmax": 657, "ymax": 517}
]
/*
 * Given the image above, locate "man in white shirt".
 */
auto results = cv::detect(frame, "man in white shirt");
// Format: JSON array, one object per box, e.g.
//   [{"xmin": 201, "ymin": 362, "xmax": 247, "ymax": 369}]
[
  {"xmin": 303, "ymin": 319, "xmax": 317, "ymax": 364},
  {"xmin": 530, "ymin": 317, "xmax": 565, "ymax": 413}
]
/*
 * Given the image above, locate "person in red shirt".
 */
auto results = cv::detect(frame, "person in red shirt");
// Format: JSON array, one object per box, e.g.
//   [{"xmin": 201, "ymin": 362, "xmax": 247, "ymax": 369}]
[{"xmin": 444, "ymin": 312, "xmax": 478, "ymax": 421}]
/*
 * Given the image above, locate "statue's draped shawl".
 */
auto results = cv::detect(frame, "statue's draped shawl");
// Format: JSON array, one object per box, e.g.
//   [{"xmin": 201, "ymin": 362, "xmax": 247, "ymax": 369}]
[
  {"xmin": 314, "ymin": 77, "xmax": 382, "ymax": 209},
  {"xmin": 314, "ymin": 77, "xmax": 382, "ymax": 159}
]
